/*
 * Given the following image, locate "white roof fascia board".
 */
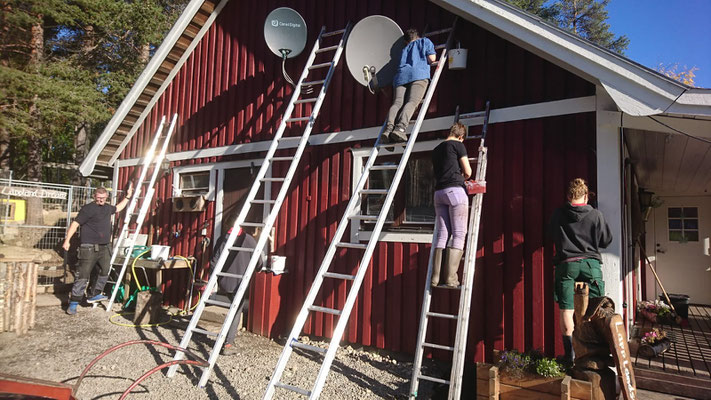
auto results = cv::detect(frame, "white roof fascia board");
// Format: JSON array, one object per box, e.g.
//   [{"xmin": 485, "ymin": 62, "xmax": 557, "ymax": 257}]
[
  {"xmin": 79, "ymin": 0, "xmax": 224, "ymax": 177},
  {"xmin": 107, "ymin": 0, "xmax": 230, "ymax": 167},
  {"xmin": 117, "ymin": 95, "xmax": 595, "ymax": 167},
  {"xmin": 431, "ymin": 0, "xmax": 707, "ymax": 116}
]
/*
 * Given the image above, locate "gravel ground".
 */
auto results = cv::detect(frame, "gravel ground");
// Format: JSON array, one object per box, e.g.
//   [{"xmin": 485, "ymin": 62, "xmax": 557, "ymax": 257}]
[{"xmin": 0, "ymin": 302, "xmax": 446, "ymax": 399}]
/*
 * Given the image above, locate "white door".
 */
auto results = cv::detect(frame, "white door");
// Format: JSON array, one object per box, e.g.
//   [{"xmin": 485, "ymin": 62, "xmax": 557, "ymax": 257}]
[{"xmin": 651, "ymin": 196, "xmax": 711, "ymax": 305}]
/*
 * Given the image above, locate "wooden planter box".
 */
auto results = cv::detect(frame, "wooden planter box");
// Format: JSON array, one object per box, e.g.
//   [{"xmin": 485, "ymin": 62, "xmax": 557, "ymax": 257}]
[{"xmin": 476, "ymin": 364, "xmax": 593, "ymax": 400}]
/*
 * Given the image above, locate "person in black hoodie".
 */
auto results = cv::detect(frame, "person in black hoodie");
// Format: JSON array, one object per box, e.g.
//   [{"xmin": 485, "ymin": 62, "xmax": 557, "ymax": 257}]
[{"xmin": 548, "ymin": 178, "xmax": 612, "ymax": 365}]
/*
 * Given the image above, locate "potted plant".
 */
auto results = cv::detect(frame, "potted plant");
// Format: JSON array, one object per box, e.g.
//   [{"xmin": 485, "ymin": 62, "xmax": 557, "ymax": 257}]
[
  {"xmin": 637, "ymin": 299, "xmax": 676, "ymax": 325},
  {"xmin": 637, "ymin": 328, "xmax": 672, "ymax": 358}
]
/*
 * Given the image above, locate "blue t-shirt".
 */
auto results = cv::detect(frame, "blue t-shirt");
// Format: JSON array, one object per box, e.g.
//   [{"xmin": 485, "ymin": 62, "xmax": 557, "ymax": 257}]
[{"xmin": 392, "ymin": 37, "xmax": 436, "ymax": 87}]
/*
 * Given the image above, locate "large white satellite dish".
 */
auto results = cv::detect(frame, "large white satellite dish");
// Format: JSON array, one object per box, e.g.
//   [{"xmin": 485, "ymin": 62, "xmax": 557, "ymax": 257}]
[{"xmin": 345, "ymin": 15, "xmax": 405, "ymax": 90}]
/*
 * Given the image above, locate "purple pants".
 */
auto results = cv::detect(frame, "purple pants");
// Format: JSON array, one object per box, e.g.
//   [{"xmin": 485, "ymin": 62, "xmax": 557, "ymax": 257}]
[{"xmin": 434, "ymin": 186, "xmax": 469, "ymax": 249}]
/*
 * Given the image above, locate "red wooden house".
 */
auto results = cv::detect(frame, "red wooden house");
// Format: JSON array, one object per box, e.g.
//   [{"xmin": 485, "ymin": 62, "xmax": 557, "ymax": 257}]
[{"xmin": 80, "ymin": 0, "xmax": 711, "ymax": 366}]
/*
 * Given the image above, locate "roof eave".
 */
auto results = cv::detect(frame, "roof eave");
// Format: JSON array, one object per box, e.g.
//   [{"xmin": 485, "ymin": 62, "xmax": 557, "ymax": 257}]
[{"xmin": 432, "ymin": 0, "xmax": 711, "ymax": 116}]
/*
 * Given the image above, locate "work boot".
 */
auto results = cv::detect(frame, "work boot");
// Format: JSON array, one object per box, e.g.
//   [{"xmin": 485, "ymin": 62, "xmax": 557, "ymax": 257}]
[
  {"xmin": 443, "ymin": 247, "xmax": 463, "ymax": 287},
  {"xmin": 430, "ymin": 248, "xmax": 444, "ymax": 287},
  {"xmin": 66, "ymin": 301, "xmax": 78, "ymax": 315},
  {"xmin": 390, "ymin": 127, "xmax": 407, "ymax": 143}
]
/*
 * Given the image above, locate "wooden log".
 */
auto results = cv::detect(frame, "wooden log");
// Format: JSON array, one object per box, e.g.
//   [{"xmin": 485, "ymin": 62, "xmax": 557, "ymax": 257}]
[
  {"xmin": 133, "ymin": 290, "xmax": 163, "ymax": 325},
  {"xmin": 0, "ymin": 261, "xmax": 39, "ymax": 336}
]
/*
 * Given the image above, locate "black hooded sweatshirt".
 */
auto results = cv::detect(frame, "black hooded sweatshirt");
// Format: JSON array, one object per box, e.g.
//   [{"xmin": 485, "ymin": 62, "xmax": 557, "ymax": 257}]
[{"xmin": 548, "ymin": 203, "xmax": 613, "ymax": 265}]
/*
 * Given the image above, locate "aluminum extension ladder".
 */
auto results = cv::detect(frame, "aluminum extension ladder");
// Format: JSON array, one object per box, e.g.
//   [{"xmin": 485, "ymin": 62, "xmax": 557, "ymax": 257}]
[
  {"xmin": 263, "ymin": 22, "xmax": 457, "ymax": 400},
  {"xmin": 106, "ymin": 114, "xmax": 178, "ymax": 311},
  {"xmin": 165, "ymin": 24, "xmax": 352, "ymax": 388},
  {"xmin": 409, "ymin": 102, "xmax": 491, "ymax": 399}
]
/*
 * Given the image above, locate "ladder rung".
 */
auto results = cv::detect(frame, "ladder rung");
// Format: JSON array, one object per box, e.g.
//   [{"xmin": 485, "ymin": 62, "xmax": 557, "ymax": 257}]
[
  {"xmin": 360, "ymin": 189, "xmax": 388, "ymax": 195},
  {"xmin": 336, "ymin": 242, "xmax": 367, "ymax": 250},
  {"xmin": 424, "ymin": 28, "xmax": 453, "ymax": 37},
  {"xmin": 271, "ymin": 156, "xmax": 295, "ymax": 161},
  {"xmin": 291, "ymin": 340, "xmax": 328, "ymax": 354},
  {"xmin": 308, "ymin": 305, "xmax": 341, "ymax": 315},
  {"xmin": 218, "ymin": 271, "xmax": 244, "ymax": 279},
  {"xmin": 315, "ymin": 45, "xmax": 339, "ymax": 53},
  {"xmin": 434, "ymin": 44, "xmax": 446, "ymax": 50},
  {"xmin": 192, "ymin": 327, "xmax": 219, "ymax": 337},
  {"xmin": 302, "ymin": 79, "xmax": 326, "ymax": 86},
  {"xmin": 286, "ymin": 116, "xmax": 311, "ymax": 123},
  {"xmin": 370, "ymin": 165, "xmax": 398, "ymax": 171},
  {"xmin": 460, "ymin": 110, "xmax": 487, "ymax": 119},
  {"xmin": 262, "ymin": 177, "xmax": 286, "ymax": 182},
  {"xmin": 294, "ymin": 98, "xmax": 318, "ymax": 104},
  {"xmin": 240, "ymin": 222, "xmax": 265, "ymax": 227},
  {"xmin": 228, "ymin": 246, "xmax": 256, "ymax": 253},
  {"xmin": 377, "ymin": 141, "xmax": 407, "ymax": 149},
  {"xmin": 204, "ymin": 298, "xmax": 231, "ymax": 308},
  {"xmin": 426, "ymin": 311, "xmax": 458, "ymax": 320},
  {"xmin": 278, "ymin": 137, "xmax": 302, "ymax": 142},
  {"xmin": 467, "ymin": 135, "xmax": 483, "ymax": 139},
  {"xmin": 274, "ymin": 382, "xmax": 311, "ymax": 397},
  {"xmin": 418, "ymin": 374, "xmax": 450, "ymax": 385},
  {"xmin": 423, "ymin": 342, "xmax": 455, "ymax": 351},
  {"xmin": 252, "ymin": 199, "xmax": 276, "ymax": 204},
  {"xmin": 433, "ymin": 284, "xmax": 462, "ymax": 290},
  {"xmin": 308, "ymin": 62, "xmax": 333, "ymax": 70},
  {"xmin": 322, "ymin": 28, "xmax": 346, "ymax": 37},
  {"xmin": 349, "ymin": 214, "xmax": 378, "ymax": 222},
  {"xmin": 323, "ymin": 272, "xmax": 356, "ymax": 281}
]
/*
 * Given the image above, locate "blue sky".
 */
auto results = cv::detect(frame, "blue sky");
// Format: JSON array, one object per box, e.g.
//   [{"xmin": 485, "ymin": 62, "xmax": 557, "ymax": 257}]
[{"xmin": 606, "ymin": 0, "xmax": 711, "ymax": 88}]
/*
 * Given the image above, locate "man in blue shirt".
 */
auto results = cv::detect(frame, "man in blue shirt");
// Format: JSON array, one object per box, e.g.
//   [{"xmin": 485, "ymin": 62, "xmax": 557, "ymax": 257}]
[{"xmin": 383, "ymin": 28, "xmax": 437, "ymax": 143}]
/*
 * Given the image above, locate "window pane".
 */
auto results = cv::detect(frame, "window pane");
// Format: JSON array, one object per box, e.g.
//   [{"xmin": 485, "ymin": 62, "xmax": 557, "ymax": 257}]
[
  {"xmin": 668, "ymin": 207, "xmax": 682, "ymax": 218},
  {"xmin": 682, "ymin": 207, "xmax": 698, "ymax": 217},
  {"xmin": 685, "ymin": 231, "xmax": 699, "ymax": 241},
  {"xmin": 669, "ymin": 231, "xmax": 684, "ymax": 241},
  {"xmin": 683, "ymin": 219, "xmax": 698, "ymax": 230},
  {"xmin": 365, "ymin": 168, "xmax": 395, "ymax": 221},
  {"xmin": 668, "ymin": 219, "xmax": 682, "ymax": 229},
  {"xmin": 405, "ymin": 159, "xmax": 435, "ymax": 223},
  {"xmin": 180, "ymin": 172, "xmax": 210, "ymax": 190}
]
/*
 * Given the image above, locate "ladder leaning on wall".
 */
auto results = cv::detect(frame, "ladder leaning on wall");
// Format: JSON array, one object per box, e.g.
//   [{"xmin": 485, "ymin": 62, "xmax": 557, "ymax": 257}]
[
  {"xmin": 409, "ymin": 101, "xmax": 491, "ymax": 400},
  {"xmin": 262, "ymin": 21, "xmax": 457, "ymax": 400},
  {"xmin": 105, "ymin": 114, "xmax": 178, "ymax": 311},
  {"xmin": 165, "ymin": 23, "xmax": 352, "ymax": 388}
]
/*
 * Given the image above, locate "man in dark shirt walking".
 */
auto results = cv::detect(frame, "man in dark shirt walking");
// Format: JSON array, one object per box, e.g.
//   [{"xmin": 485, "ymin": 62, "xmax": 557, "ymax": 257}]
[{"xmin": 62, "ymin": 185, "xmax": 133, "ymax": 315}]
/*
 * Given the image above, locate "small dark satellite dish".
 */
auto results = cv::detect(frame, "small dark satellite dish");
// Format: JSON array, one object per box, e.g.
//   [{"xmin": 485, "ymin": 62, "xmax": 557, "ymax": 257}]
[
  {"xmin": 264, "ymin": 7, "xmax": 307, "ymax": 59},
  {"xmin": 345, "ymin": 15, "xmax": 405, "ymax": 90}
]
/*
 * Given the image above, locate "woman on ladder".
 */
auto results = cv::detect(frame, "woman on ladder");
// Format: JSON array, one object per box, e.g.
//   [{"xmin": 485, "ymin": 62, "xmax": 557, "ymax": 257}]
[{"xmin": 430, "ymin": 122, "xmax": 472, "ymax": 287}]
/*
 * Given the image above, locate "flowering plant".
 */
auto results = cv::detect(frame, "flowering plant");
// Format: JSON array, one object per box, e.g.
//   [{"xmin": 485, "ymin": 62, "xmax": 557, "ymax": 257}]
[
  {"xmin": 641, "ymin": 328, "xmax": 667, "ymax": 345},
  {"xmin": 637, "ymin": 300, "xmax": 673, "ymax": 321}
]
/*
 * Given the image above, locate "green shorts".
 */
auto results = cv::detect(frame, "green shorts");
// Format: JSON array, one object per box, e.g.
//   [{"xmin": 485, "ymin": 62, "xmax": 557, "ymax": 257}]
[{"xmin": 554, "ymin": 258, "xmax": 605, "ymax": 310}]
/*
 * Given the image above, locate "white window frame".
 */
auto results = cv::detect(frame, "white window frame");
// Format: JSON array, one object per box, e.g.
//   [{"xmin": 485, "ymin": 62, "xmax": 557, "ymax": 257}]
[
  {"xmin": 172, "ymin": 158, "xmax": 270, "ymax": 239},
  {"xmin": 350, "ymin": 140, "xmax": 445, "ymax": 244}
]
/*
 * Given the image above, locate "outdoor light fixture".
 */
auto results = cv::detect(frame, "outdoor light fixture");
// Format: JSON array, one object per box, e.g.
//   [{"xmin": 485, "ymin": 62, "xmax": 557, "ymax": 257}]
[
  {"xmin": 161, "ymin": 160, "xmax": 171, "ymax": 175},
  {"xmin": 639, "ymin": 189, "xmax": 653, "ymax": 209}
]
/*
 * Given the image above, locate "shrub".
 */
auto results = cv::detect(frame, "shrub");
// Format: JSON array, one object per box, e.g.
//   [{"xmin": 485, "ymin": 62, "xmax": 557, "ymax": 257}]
[
  {"xmin": 534, "ymin": 357, "xmax": 564, "ymax": 377},
  {"xmin": 497, "ymin": 349, "xmax": 564, "ymax": 379}
]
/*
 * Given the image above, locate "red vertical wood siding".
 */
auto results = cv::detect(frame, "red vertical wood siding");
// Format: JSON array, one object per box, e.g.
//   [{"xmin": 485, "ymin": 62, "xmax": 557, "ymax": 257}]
[{"xmin": 115, "ymin": 0, "xmax": 597, "ymax": 362}]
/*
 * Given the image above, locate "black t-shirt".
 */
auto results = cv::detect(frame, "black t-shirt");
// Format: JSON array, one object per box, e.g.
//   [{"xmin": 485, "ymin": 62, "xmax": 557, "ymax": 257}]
[
  {"xmin": 432, "ymin": 140, "xmax": 468, "ymax": 190},
  {"xmin": 75, "ymin": 202, "xmax": 116, "ymax": 244}
]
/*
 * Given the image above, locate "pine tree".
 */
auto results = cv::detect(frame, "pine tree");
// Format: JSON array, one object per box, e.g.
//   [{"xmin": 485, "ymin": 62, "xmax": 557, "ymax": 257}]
[
  {"xmin": 0, "ymin": 0, "xmax": 188, "ymax": 182},
  {"xmin": 504, "ymin": 0, "xmax": 629, "ymax": 54},
  {"xmin": 554, "ymin": 0, "xmax": 629, "ymax": 54}
]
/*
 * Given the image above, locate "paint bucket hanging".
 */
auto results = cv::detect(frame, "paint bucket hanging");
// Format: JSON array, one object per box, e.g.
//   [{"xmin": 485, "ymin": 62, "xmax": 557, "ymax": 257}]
[{"xmin": 448, "ymin": 43, "xmax": 468, "ymax": 70}]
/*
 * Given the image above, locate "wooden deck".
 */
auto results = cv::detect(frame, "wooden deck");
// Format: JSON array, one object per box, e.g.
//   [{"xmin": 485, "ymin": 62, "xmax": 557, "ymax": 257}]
[{"xmin": 631, "ymin": 304, "xmax": 711, "ymax": 399}]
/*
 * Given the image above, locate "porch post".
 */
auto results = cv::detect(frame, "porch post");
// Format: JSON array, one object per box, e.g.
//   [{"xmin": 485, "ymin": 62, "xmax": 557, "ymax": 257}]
[{"xmin": 596, "ymin": 87, "xmax": 623, "ymax": 312}]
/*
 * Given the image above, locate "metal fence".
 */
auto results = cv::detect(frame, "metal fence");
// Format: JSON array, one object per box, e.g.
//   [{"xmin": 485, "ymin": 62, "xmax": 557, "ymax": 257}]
[{"xmin": 0, "ymin": 178, "xmax": 98, "ymax": 250}]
